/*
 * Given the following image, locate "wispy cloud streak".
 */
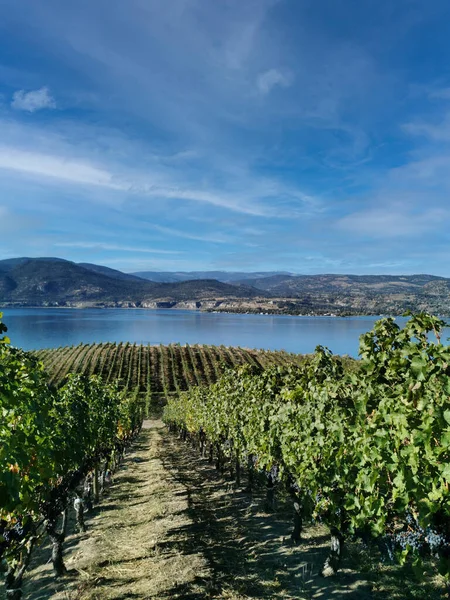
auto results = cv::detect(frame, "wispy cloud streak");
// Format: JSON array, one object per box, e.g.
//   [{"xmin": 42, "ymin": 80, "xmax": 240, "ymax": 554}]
[{"xmin": 1, "ymin": 0, "xmax": 450, "ymax": 273}]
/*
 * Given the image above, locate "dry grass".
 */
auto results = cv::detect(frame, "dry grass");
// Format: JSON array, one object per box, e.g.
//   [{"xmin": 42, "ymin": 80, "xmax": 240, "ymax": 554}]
[
  {"xmin": 19, "ymin": 422, "xmax": 446, "ymax": 600},
  {"xmin": 23, "ymin": 422, "xmax": 210, "ymax": 600}
]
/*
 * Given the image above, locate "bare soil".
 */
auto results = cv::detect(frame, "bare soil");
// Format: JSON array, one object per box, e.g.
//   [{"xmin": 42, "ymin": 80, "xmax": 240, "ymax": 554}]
[{"xmin": 19, "ymin": 421, "xmax": 445, "ymax": 600}]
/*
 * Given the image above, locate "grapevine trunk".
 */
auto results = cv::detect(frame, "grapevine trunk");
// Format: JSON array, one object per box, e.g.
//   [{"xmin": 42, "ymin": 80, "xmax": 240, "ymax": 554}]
[
  {"xmin": 321, "ymin": 527, "xmax": 344, "ymax": 577},
  {"xmin": 46, "ymin": 509, "xmax": 69, "ymax": 577}
]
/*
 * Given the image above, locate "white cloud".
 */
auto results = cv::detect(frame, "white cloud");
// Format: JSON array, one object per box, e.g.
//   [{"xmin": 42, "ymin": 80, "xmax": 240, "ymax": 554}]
[
  {"xmin": 140, "ymin": 185, "xmax": 271, "ymax": 216},
  {"xmin": 55, "ymin": 242, "xmax": 180, "ymax": 254},
  {"xmin": 0, "ymin": 147, "xmax": 123, "ymax": 189},
  {"xmin": 11, "ymin": 86, "xmax": 56, "ymax": 112},
  {"xmin": 0, "ymin": 110, "xmax": 320, "ymax": 223},
  {"xmin": 151, "ymin": 224, "xmax": 233, "ymax": 244},
  {"xmin": 336, "ymin": 206, "xmax": 448, "ymax": 238},
  {"xmin": 403, "ymin": 116, "xmax": 450, "ymax": 142},
  {"xmin": 0, "ymin": 145, "xmax": 281, "ymax": 216},
  {"xmin": 257, "ymin": 68, "xmax": 293, "ymax": 95}
]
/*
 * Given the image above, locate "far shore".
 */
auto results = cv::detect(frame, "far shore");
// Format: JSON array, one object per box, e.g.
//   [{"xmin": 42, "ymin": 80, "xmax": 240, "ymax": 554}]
[{"xmin": 0, "ymin": 303, "xmax": 408, "ymax": 318}]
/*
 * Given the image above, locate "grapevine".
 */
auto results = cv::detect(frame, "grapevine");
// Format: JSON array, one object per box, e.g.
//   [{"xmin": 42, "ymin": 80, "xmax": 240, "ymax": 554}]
[
  {"xmin": 0, "ymin": 314, "xmax": 144, "ymax": 598},
  {"xmin": 163, "ymin": 313, "xmax": 450, "ymax": 586}
]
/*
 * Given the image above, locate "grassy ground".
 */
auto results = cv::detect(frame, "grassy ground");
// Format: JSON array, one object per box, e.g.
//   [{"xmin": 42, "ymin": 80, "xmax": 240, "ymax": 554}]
[{"xmin": 19, "ymin": 422, "xmax": 446, "ymax": 600}]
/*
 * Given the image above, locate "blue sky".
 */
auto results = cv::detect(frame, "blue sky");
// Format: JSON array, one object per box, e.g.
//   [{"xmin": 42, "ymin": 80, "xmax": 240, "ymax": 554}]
[{"xmin": 1, "ymin": 0, "xmax": 450, "ymax": 274}]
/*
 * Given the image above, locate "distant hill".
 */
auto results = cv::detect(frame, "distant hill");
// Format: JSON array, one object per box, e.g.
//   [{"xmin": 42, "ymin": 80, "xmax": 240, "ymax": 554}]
[
  {"xmin": 2, "ymin": 258, "xmax": 450, "ymax": 315},
  {"xmin": 233, "ymin": 273, "xmax": 446, "ymax": 296},
  {"xmin": 79, "ymin": 262, "xmax": 147, "ymax": 283},
  {"xmin": 0, "ymin": 258, "xmax": 260, "ymax": 307},
  {"xmin": 0, "ymin": 257, "xmax": 68, "ymax": 272},
  {"xmin": 131, "ymin": 270, "xmax": 292, "ymax": 283},
  {"xmin": 227, "ymin": 273, "xmax": 450, "ymax": 316}
]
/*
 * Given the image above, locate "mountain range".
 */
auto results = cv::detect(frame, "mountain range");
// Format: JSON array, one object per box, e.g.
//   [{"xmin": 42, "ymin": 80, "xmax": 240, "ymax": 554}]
[
  {"xmin": 0, "ymin": 258, "xmax": 259, "ymax": 308},
  {"xmin": 131, "ymin": 270, "xmax": 292, "ymax": 283},
  {"xmin": 1, "ymin": 257, "xmax": 450, "ymax": 315}
]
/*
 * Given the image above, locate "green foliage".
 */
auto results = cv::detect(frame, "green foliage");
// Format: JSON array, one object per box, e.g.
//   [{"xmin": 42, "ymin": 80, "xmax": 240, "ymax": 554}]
[
  {"xmin": 0, "ymin": 313, "xmax": 144, "ymax": 574},
  {"xmin": 163, "ymin": 313, "xmax": 450, "ymax": 581},
  {"xmin": 0, "ymin": 311, "xmax": 9, "ymax": 345},
  {"xmin": 0, "ymin": 343, "xmax": 55, "ymax": 516},
  {"xmin": 35, "ymin": 342, "xmax": 307, "ymax": 400}
]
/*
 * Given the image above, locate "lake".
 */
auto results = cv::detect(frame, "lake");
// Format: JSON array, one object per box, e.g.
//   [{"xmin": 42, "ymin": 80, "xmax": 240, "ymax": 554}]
[{"xmin": 0, "ymin": 308, "xmax": 432, "ymax": 357}]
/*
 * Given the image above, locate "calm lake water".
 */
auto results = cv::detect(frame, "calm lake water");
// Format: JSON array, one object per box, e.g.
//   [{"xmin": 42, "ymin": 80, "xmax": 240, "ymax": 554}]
[{"xmin": 0, "ymin": 308, "xmax": 432, "ymax": 357}]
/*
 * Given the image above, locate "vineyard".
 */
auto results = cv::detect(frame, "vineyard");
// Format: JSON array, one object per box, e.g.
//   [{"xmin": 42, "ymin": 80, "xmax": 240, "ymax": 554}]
[
  {"xmin": 33, "ymin": 343, "xmax": 309, "ymax": 410},
  {"xmin": 164, "ymin": 313, "xmax": 450, "ymax": 594},
  {"xmin": 3, "ymin": 314, "xmax": 450, "ymax": 598},
  {"xmin": 0, "ymin": 316, "xmax": 144, "ymax": 600}
]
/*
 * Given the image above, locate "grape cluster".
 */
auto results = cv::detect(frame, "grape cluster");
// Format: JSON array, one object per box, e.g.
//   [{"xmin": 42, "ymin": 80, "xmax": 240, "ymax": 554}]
[
  {"xmin": 385, "ymin": 519, "xmax": 450, "ymax": 559},
  {"xmin": 1, "ymin": 522, "xmax": 25, "ymax": 544},
  {"xmin": 426, "ymin": 529, "xmax": 450, "ymax": 555},
  {"xmin": 393, "ymin": 530, "xmax": 424, "ymax": 552},
  {"xmin": 0, "ymin": 519, "xmax": 29, "ymax": 558},
  {"xmin": 405, "ymin": 513, "xmax": 416, "ymax": 526}
]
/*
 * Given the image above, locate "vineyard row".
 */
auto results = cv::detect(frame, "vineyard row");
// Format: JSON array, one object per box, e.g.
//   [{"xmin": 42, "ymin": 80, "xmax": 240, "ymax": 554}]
[{"xmin": 34, "ymin": 343, "xmax": 306, "ymax": 399}]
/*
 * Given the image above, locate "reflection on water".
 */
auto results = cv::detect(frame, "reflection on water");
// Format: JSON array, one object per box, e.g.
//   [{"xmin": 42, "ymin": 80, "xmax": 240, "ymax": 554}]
[{"xmin": 2, "ymin": 308, "xmax": 446, "ymax": 357}]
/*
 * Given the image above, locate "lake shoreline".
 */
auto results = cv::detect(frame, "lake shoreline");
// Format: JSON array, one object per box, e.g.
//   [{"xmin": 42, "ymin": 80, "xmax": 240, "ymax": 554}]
[
  {"xmin": 2, "ymin": 307, "xmax": 420, "ymax": 356},
  {"xmin": 0, "ymin": 303, "xmax": 393, "ymax": 318}
]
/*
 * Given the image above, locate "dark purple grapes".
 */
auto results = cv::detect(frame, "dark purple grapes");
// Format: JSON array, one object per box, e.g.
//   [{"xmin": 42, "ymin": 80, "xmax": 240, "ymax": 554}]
[
  {"xmin": 426, "ymin": 528, "xmax": 449, "ymax": 554},
  {"xmin": 384, "ymin": 521, "xmax": 450, "ymax": 559}
]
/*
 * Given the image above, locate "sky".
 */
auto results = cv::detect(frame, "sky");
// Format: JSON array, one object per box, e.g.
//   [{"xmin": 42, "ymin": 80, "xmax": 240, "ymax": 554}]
[{"xmin": 1, "ymin": 0, "xmax": 450, "ymax": 275}]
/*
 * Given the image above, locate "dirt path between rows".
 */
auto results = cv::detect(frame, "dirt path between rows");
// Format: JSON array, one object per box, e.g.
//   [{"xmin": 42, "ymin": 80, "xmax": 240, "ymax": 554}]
[{"xmin": 21, "ymin": 422, "xmax": 383, "ymax": 599}]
